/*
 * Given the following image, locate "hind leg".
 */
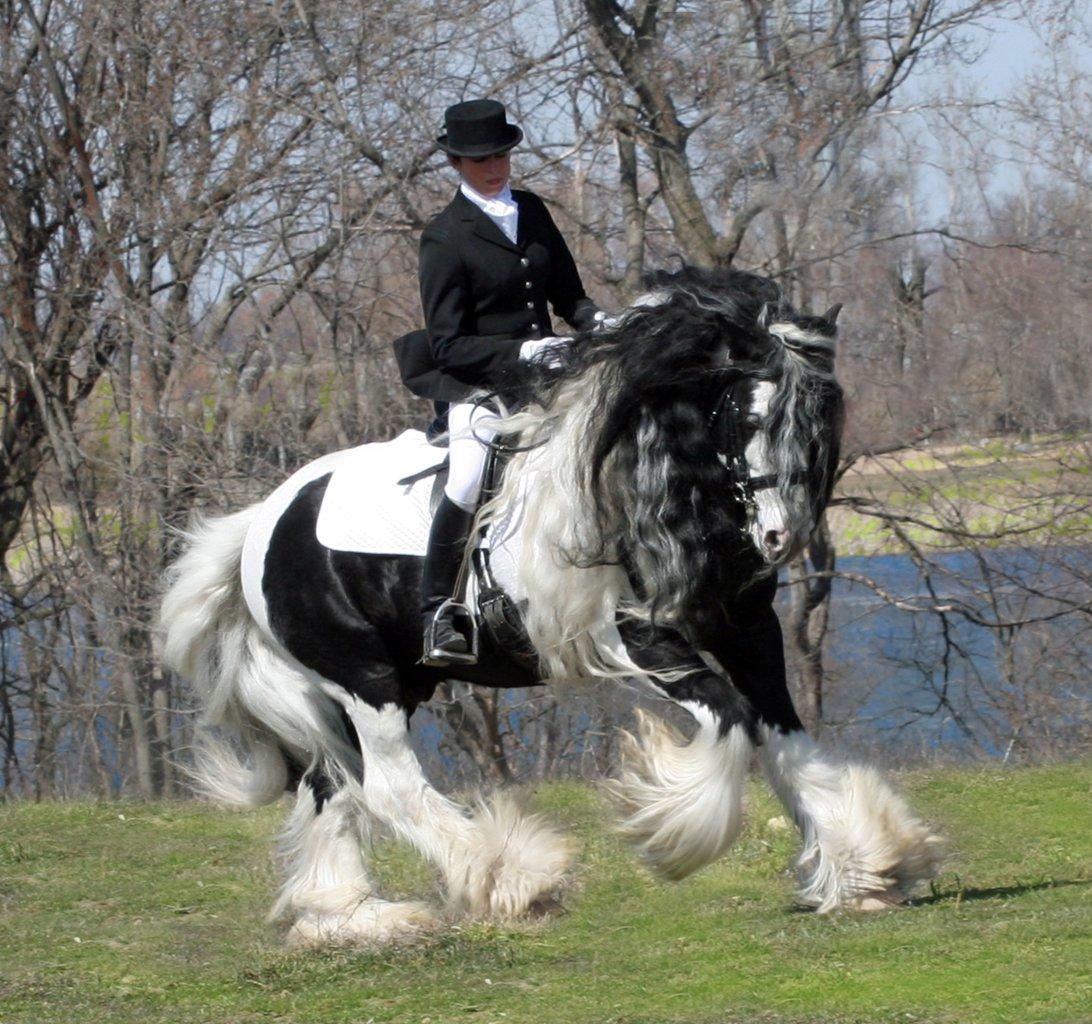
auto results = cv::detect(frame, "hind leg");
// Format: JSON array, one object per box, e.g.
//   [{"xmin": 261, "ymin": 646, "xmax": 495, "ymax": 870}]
[
  {"xmin": 709, "ymin": 585, "xmax": 942, "ymax": 912},
  {"xmin": 274, "ymin": 767, "xmax": 436, "ymax": 947},
  {"xmin": 333, "ymin": 691, "xmax": 572, "ymax": 920},
  {"xmin": 258, "ymin": 513, "xmax": 571, "ymax": 922}
]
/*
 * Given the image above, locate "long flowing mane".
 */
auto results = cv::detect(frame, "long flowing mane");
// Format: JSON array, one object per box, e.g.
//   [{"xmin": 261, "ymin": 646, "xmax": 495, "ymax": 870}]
[{"xmin": 485, "ymin": 266, "xmax": 844, "ymax": 683}]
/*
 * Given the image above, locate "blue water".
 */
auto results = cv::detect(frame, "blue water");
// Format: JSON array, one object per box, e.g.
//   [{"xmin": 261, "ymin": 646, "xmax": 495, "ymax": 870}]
[{"xmin": 810, "ymin": 547, "xmax": 1090, "ymax": 759}]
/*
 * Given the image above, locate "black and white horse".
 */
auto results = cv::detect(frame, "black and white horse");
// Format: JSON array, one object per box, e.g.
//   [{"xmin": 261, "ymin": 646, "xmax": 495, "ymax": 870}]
[{"xmin": 160, "ymin": 267, "xmax": 940, "ymax": 947}]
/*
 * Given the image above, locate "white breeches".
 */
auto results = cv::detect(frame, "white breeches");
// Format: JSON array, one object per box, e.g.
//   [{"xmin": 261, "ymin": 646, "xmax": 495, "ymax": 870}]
[{"xmin": 444, "ymin": 402, "xmax": 501, "ymax": 512}]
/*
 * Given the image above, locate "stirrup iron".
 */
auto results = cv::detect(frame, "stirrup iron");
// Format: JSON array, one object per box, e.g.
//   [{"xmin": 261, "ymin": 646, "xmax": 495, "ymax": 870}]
[{"xmin": 422, "ymin": 598, "xmax": 479, "ymax": 667}]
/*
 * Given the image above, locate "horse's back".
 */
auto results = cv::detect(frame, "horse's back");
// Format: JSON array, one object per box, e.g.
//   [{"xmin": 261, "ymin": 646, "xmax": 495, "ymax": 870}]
[{"xmin": 240, "ymin": 431, "xmax": 445, "ymax": 636}]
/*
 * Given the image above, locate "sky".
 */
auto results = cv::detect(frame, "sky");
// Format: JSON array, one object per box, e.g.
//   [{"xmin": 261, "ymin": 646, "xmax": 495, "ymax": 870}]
[{"xmin": 897, "ymin": 7, "xmax": 1090, "ymax": 222}]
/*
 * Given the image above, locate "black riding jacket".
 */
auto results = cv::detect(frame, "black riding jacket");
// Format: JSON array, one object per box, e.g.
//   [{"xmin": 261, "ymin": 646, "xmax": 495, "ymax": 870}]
[{"xmin": 395, "ymin": 188, "xmax": 598, "ymax": 405}]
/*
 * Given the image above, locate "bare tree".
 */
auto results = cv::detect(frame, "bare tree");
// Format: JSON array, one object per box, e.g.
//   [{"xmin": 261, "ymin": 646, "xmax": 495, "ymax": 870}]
[
  {"xmin": 0, "ymin": 0, "xmax": 496, "ymax": 797},
  {"xmin": 2, "ymin": 0, "xmax": 1087, "ymax": 796}
]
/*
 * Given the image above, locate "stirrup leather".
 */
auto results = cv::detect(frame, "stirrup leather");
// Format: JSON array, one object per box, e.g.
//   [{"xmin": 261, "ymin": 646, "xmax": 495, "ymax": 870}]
[{"xmin": 422, "ymin": 598, "xmax": 479, "ymax": 667}]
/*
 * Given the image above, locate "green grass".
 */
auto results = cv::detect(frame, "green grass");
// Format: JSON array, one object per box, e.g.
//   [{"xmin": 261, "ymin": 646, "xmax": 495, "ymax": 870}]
[{"xmin": 2, "ymin": 766, "xmax": 1090, "ymax": 1024}]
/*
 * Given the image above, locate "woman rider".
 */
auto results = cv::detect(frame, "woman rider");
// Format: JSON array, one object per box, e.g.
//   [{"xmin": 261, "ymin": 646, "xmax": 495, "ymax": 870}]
[{"xmin": 399, "ymin": 99, "xmax": 600, "ymax": 666}]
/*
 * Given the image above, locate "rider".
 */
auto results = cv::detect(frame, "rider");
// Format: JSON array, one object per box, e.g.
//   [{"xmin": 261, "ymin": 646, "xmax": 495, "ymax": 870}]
[{"xmin": 408, "ymin": 99, "xmax": 601, "ymax": 666}]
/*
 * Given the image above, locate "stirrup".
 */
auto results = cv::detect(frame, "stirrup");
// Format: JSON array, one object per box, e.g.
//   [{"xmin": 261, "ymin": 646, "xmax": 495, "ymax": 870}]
[{"xmin": 421, "ymin": 599, "xmax": 479, "ymax": 667}]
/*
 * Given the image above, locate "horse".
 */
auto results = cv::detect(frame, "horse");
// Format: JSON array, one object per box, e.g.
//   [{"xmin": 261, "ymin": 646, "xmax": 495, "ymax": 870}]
[{"xmin": 160, "ymin": 266, "xmax": 941, "ymax": 947}]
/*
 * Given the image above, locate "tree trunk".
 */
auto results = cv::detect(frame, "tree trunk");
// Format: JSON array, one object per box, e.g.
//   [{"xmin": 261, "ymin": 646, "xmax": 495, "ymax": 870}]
[
  {"xmin": 890, "ymin": 255, "xmax": 927, "ymax": 381},
  {"xmin": 614, "ymin": 101, "xmax": 647, "ymax": 297},
  {"xmin": 785, "ymin": 518, "xmax": 836, "ymax": 735},
  {"xmin": 150, "ymin": 666, "xmax": 175, "ymax": 798}
]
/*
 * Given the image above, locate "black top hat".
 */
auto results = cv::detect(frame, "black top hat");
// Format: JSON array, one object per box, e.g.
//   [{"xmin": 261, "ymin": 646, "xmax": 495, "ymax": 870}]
[{"xmin": 437, "ymin": 99, "xmax": 522, "ymax": 158}]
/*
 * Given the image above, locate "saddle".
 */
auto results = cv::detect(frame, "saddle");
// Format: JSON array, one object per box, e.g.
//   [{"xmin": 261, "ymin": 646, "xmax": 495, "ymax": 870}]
[{"xmin": 397, "ymin": 444, "xmax": 534, "ymax": 665}]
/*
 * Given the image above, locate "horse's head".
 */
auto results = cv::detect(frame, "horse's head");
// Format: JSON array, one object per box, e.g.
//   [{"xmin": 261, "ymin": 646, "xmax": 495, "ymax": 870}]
[
  {"xmin": 588, "ymin": 267, "xmax": 843, "ymax": 572},
  {"xmin": 710, "ymin": 301, "xmax": 844, "ymax": 566},
  {"xmin": 489, "ymin": 264, "xmax": 844, "ymax": 647}
]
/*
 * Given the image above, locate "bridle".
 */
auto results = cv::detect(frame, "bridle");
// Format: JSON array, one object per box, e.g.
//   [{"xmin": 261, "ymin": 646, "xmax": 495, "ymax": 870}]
[{"xmin": 707, "ymin": 374, "xmax": 806, "ymax": 505}]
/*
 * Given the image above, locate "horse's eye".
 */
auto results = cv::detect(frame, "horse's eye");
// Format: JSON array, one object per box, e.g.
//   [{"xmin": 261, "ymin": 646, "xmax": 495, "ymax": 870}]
[{"xmin": 745, "ymin": 415, "xmax": 762, "ymax": 429}]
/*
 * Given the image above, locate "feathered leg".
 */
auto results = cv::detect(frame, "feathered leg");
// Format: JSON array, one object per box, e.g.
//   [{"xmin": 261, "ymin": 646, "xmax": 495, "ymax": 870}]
[
  {"xmin": 608, "ymin": 620, "xmax": 755, "ymax": 880},
  {"xmin": 334, "ymin": 693, "xmax": 573, "ymax": 921},
  {"xmin": 277, "ymin": 771, "xmax": 436, "ymax": 947},
  {"xmin": 712, "ymin": 588, "xmax": 942, "ymax": 911}
]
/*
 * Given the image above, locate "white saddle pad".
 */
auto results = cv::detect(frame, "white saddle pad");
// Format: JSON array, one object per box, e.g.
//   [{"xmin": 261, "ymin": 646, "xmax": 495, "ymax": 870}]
[
  {"xmin": 315, "ymin": 430, "xmax": 447, "ymax": 555},
  {"xmin": 242, "ymin": 430, "xmax": 627, "ymax": 659}
]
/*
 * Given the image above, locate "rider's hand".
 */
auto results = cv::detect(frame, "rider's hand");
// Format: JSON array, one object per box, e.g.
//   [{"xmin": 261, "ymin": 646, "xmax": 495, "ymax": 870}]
[{"xmin": 519, "ymin": 336, "xmax": 570, "ymax": 368}]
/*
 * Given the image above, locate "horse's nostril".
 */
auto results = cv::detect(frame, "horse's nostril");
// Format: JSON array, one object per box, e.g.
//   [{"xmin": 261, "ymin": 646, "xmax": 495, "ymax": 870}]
[{"xmin": 764, "ymin": 529, "xmax": 786, "ymax": 552}]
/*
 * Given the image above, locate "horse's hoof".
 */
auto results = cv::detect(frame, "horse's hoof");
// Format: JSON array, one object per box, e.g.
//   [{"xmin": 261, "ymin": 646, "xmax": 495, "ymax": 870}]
[
  {"xmin": 285, "ymin": 900, "xmax": 436, "ymax": 948},
  {"xmin": 847, "ymin": 894, "xmax": 899, "ymax": 912},
  {"xmin": 524, "ymin": 893, "xmax": 566, "ymax": 919}
]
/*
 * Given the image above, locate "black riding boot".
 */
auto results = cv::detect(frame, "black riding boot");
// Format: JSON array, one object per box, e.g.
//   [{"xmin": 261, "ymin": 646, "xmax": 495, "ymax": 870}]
[{"xmin": 420, "ymin": 495, "xmax": 477, "ymax": 665}]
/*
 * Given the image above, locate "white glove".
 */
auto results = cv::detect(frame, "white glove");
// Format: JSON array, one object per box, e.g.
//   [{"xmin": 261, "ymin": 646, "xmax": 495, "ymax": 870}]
[
  {"xmin": 519, "ymin": 336, "xmax": 570, "ymax": 368},
  {"xmin": 593, "ymin": 309, "xmax": 622, "ymax": 330}
]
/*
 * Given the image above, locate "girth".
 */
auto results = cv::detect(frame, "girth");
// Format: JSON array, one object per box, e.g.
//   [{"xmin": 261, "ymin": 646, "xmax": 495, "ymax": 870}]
[{"xmin": 473, "ymin": 443, "xmax": 535, "ymax": 662}]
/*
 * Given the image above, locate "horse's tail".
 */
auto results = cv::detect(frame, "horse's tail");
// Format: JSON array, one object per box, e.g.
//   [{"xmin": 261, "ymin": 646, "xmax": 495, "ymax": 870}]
[{"xmin": 160, "ymin": 507, "xmax": 295, "ymax": 807}]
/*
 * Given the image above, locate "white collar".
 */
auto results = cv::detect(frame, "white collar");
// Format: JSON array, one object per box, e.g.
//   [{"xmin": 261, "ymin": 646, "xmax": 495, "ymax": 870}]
[{"xmin": 460, "ymin": 181, "xmax": 517, "ymax": 216}]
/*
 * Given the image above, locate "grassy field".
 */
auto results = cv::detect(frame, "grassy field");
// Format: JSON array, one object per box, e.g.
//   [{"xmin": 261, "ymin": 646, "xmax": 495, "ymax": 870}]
[
  {"xmin": 1, "ymin": 764, "xmax": 1090, "ymax": 1024},
  {"xmin": 828, "ymin": 436, "xmax": 1090, "ymax": 555}
]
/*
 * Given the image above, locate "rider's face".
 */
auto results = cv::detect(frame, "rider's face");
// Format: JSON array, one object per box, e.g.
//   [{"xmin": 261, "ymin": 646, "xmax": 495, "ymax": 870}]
[{"xmin": 450, "ymin": 151, "xmax": 511, "ymax": 197}]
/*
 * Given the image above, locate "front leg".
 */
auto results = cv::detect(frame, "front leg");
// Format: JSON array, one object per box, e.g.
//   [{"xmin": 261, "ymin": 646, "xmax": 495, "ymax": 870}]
[
  {"xmin": 705, "ymin": 579, "xmax": 942, "ymax": 911},
  {"xmin": 607, "ymin": 618, "xmax": 756, "ymax": 880}
]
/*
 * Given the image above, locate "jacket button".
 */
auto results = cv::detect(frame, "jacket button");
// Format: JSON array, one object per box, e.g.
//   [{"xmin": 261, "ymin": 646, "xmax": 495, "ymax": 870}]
[
  {"xmin": 526, "ymin": 301, "xmax": 534, "ymax": 309},
  {"xmin": 525, "ymin": 281, "xmax": 532, "ymax": 289},
  {"xmin": 520, "ymin": 257, "xmax": 530, "ymax": 267},
  {"xmin": 530, "ymin": 322, "xmax": 539, "ymax": 331}
]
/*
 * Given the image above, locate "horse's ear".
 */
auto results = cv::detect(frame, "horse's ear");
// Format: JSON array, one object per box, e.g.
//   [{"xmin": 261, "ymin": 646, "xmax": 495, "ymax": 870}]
[{"xmin": 823, "ymin": 303, "xmax": 843, "ymax": 327}]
